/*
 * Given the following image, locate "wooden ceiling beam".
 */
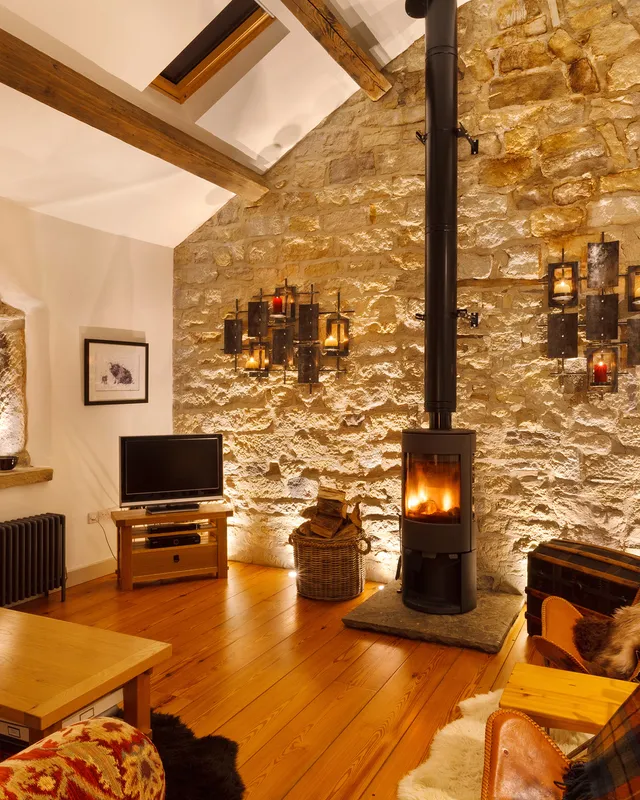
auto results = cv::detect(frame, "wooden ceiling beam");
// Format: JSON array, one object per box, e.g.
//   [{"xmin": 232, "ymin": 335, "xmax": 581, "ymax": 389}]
[
  {"xmin": 279, "ymin": 0, "xmax": 392, "ymax": 101},
  {"xmin": 0, "ymin": 27, "xmax": 269, "ymax": 202}
]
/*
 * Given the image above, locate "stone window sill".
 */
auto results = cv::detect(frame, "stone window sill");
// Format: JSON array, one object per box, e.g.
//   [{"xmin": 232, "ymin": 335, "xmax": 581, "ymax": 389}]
[{"xmin": 0, "ymin": 466, "xmax": 53, "ymax": 490}]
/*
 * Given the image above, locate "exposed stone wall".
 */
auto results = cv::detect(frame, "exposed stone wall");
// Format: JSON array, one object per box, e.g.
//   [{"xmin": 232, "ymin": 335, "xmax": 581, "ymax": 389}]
[
  {"xmin": 0, "ymin": 302, "xmax": 27, "ymax": 461},
  {"xmin": 174, "ymin": 0, "xmax": 640, "ymax": 589}
]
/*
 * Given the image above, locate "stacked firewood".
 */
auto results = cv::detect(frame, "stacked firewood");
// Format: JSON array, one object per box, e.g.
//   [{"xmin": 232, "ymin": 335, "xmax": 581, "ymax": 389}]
[{"xmin": 296, "ymin": 486, "xmax": 362, "ymax": 540}]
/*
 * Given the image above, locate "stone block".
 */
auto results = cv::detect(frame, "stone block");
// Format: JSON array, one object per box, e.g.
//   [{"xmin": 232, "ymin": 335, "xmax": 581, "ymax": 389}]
[
  {"xmin": 479, "ymin": 156, "xmax": 535, "ymax": 187},
  {"xmin": 530, "ymin": 206, "xmax": 585, "ymax": 236},
  {"xmin": 608, "ymin": 54, "xmax": 640, "ymax": 93},
  {"xmin": 462, "ymin": 48, "xmax": 495, "ymax": 82},
  {"xmin": 588, "ymin": 196, "xmax": 640, "ymax": 226},
  {"xmin": 503, "ymin": 245, "xmax": 541, "ymax": 278},
  {"xmin": 496, "ymin": 0, "xmax": 541, "ymax": 29},
  {"xmin": 589, "ymin": 21, "xmax": 640, "ymax": 58},
  {"xmin": 475, "ymin": 216, "xmax": 530, "ymax": 247},
  {"xmin": 504, "ymin": 127, "xmax": 540, "ymax": 154},
  {"xmin": 499, "ymin": 41, "xmax": 551, "ymax": 73},
  {"xmin": 459, "ymin": 252, "xmax": 493, "ymax": 279},
  {"xmin": 600, "ymin": 168, "xmax": 640, "ymax": 193},
  {"xmin": 548, "ymin": 29, "xmax": 583, "ymax": 63},
  {"xmin": 597, "ymin": 121, "xmax": 628, "ymax": 168},
  {"xmin": 552, "ymin": 178, "xmax": 596, "ymax": 205},
  {"xmin": 489, "ymin": 66, "xmax": 569, "ymax": 109},
  {"xmin": 328, "ymin": 153, "xmax": 375, "ymax": 184},
  {"xmin": 569, "ymin": 3, "xmax": 612, "ymax": 31},
  {"xmin": 281, "ymin": 236, "xmax": 333, "ymax": 260},
  {"xmin": 568, "ymin": 59, "xmax": 600, "ymax": 95}
]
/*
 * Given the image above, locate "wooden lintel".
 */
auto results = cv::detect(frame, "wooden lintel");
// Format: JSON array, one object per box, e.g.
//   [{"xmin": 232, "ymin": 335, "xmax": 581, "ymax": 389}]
[
  {"xmin": 0, "ymin": 27, "xmax": 269, "ymax": 202},
  {"xmin": 279, "ymin": 0, "xmax": 392, "ymax": 101}
]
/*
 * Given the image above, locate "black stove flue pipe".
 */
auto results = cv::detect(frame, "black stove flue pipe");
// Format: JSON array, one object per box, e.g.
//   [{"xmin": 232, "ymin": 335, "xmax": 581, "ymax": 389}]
[{"xmin": 407, "ymin": 0, "xmax": 458, "ymax": 431}]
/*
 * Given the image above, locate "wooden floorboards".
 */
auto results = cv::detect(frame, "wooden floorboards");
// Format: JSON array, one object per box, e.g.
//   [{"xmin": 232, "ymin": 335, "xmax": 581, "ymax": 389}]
[{"xmin": 21, "ymin": 563, "xmax": 527, "ymax": 800}]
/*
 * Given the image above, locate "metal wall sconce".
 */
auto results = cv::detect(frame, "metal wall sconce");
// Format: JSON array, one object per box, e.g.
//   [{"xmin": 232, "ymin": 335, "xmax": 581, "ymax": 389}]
[
  {"xmin": 627, "ymin": 318, "xmax": 640, "ymax": 366},
  {"xmin": 323, "ymin": 291, "xmax": 350, "ymax": 356},
  {"xmin": 544, "ymin": 234, "xmax": 636, "ymax": 393},
  {"xmin": 245, "ymin": 342, "xmax": 269, "ymax": 376},
  {"xmin": 586, "ymin": 346, "xmax": 619, "ymax": 392},
  {"xmin": 587, "ymin": 237, "xmax": 619, "ymax": 289},
  {"xmin": 548, "ymin": 261, "xmax": 579, "ymax": 308},
  {"xmin": 223, "ymin": 282, "xmax": 354, "ymax": 389},
  {"xmin": 627, "ymin": 266, "xmax": 640, "ymax": 312},
  {"xmin": 585, "ymin": 294, "xmax": 619, "ymax": 342},
  {"xmin": 547, "ymin": 313, "xmax": 578, "ymax": 359}
]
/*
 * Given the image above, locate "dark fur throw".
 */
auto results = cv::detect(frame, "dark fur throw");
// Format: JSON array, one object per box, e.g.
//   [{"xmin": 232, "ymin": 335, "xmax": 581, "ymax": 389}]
[
  {"xmin": 573, "ymin": 605, "xmax": 640, "ymax": 679},
  {"xmin": 117, "ymin": 710, "xmax": 245, "ymax": 800}
]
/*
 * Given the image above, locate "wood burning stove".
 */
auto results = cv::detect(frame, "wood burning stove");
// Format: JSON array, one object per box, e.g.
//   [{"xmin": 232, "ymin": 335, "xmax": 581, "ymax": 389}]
[
  {"xmin": 402, "ymin": 430, "xmax": 476, "ymax": 614},
  {"xmin": 402, "ymin": 0, "xmax": 478, "ymax": 613}
]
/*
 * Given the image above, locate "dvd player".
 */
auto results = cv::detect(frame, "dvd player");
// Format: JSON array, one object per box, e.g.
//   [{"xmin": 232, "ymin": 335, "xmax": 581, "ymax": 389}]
[{"xmin": 147, "ymin": 533, "xmax": 201, "ymax": 549}]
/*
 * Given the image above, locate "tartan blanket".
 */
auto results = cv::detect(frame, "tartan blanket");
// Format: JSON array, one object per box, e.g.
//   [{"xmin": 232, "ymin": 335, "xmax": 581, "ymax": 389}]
[{"xmin": 562, "ymin": 686, "xmax": 640, "ymax": 800}]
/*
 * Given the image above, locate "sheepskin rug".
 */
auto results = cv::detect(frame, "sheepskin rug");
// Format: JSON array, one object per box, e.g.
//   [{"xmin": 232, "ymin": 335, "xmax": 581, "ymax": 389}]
[{"xmin": 398, "ymin": 690, "xmax": 589, "ymax": 800}]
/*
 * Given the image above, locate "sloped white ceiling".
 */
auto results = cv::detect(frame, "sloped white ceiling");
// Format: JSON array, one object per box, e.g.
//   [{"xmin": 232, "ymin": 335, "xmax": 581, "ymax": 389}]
[{"xmin": 0, "ymin": 0, "xmax": 431, "ymax": 247}]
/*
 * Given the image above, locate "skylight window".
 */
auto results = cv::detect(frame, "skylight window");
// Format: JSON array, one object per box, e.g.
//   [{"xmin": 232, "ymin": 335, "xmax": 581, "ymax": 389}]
[{"xmin": 151, "ymin": 0, "xmax": 273, "ymax": 103}]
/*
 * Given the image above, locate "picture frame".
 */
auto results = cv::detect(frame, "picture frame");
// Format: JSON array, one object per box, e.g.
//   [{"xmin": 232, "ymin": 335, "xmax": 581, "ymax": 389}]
[{"xmin": 84, "ymin": 338, "xmax": 149, "ymax": 406}]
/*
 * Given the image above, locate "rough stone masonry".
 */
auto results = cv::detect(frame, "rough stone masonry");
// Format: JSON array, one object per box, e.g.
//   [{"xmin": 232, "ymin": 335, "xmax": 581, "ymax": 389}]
[{"xmin": 174, "ymin": 0, "xmax": 640, "ymax": 590}]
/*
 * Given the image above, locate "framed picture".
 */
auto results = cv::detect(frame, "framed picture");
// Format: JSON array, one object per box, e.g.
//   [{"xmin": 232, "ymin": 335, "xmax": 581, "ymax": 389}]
[{"xmin": 84, "ymin": 339, "xmax": 149, "ymax": 406}]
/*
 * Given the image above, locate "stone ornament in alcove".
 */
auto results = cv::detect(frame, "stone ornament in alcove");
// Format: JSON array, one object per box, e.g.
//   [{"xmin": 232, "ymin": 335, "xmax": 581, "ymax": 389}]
[{"xmin": 0, "ymin": 301, "xmax": 28, "ymax": 463}]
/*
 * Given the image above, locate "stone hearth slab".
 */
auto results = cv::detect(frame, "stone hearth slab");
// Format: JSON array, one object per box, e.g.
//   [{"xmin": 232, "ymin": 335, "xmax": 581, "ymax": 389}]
[{"xmin": 342, "ymin": 581, "xmax": 523, "ymax": 653}]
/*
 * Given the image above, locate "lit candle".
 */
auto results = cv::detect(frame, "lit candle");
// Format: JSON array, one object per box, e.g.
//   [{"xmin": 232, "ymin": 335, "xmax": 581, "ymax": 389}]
[
  {"xmin": 553, "ymin": 276, "xmax": 572, "ymax": 300},
  {"xmin": 273, "ymin": 296, "xmax": 283, "ymax": 314},
  {"xmin": 324, "ymin": 334, "xmax": 339, "ymax": 348},
  {"xmin": 245, "ymin": 354, "xmax": 259, "ymax": 370},
  {"xmin": 593, "ymin": 358, "xmax": 608, "ymax": 385}
]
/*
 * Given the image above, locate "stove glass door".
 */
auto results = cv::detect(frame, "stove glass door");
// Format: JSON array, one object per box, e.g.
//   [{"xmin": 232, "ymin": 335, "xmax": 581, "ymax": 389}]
[{"xmin": 404, "ymin": 453, "xmax": 461, "ymax": 524}]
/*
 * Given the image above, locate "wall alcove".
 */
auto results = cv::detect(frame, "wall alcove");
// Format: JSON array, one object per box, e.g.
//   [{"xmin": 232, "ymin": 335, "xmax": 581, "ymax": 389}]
[{"xmin": 0, "ymin": 300, "xmax": 27, "ymax": 460}]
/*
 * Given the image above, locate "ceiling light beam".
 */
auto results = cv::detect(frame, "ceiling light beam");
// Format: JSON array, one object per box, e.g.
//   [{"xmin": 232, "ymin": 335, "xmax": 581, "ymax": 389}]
[
  {"xmin": 278, "ymin": 0, "xmax": 392, "ymax": 101},
  {"xmin": 0, "ymin": 27, "xmax": 269, "ymax": 202}
]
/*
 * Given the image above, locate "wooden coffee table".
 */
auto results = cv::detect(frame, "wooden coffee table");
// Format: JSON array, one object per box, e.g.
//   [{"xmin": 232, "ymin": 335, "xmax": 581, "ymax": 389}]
[
  {"xmin": 500, "ymin": 662, "xmax": 636, "ymax": 733},
  {"xmin": 0, "ymin": 608, "xmax": 171, "ymax": 743}
]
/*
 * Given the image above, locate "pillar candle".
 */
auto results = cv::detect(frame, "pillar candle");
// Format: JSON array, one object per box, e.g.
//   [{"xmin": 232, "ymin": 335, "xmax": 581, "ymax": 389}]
[{"xmin": 593, "ymin": 360, "xmax": 608, "ymax": 385}]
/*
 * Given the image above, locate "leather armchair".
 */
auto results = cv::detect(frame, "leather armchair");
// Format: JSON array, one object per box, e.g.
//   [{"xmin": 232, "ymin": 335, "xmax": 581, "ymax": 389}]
[
  {"xmin": 481, "ymin": 709, "xmax": 569, "ymax": 800},
  {"xmin": 532, "ymin": 595, "xmax": 640, "ymax": 680}
]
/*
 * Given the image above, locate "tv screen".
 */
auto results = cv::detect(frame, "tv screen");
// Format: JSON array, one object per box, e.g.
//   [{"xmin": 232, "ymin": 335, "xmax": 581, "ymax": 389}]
[{"xmin": 120, "ymin": 434, "xmax": 223, "ymax": 507}]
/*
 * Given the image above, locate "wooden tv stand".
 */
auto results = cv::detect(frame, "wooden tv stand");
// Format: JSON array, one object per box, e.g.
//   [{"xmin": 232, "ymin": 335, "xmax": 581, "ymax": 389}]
[{"xmin": 111, "ymin": 502, "xmax": 232, "ymax": 591}]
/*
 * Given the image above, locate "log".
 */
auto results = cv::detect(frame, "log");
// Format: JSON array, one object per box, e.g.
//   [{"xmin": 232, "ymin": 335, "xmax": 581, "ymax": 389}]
[
  {"xmin": 297, "ymin": 521, "xmax": 313, "ymax": 537},
  {"xmin": 316, "ymin": 497, "xmax": 347, "ymax": 519},
  {"xmin": 348, "ymin": 502, "xmax": 362, "ymax": 528},
  {"xmin": 333, "ymin": 522, "xmax": 360, "ymax": 539},
  {"xmin": 318, "ymin": 486, "xmax": 347, "ymax": 503},
  {"xmin": 309, "ymin": 514, "xmax": 343, "ymax": 539}
]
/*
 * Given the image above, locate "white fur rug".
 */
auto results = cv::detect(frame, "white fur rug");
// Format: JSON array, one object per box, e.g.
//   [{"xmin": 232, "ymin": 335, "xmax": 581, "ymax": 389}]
[{"xmin": 398, "ymin": 690, "xmax": 590, "ymax": 800}]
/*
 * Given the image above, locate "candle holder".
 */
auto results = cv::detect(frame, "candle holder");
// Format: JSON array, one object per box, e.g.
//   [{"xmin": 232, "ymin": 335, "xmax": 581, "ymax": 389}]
[
  {"xmin": 627, "ymin": 266, "xmax": 640, "ymax": 312},
  {"xmin": 548, "ymin": 262, "xmax": 579, "ymax": 308},
  {"xmin": 244, "ymin": 342, "xmax": 270, "ymax": 376},
  {"xmin": 586, "ymin": 346, "xmax": 618, "ymax": 392}
]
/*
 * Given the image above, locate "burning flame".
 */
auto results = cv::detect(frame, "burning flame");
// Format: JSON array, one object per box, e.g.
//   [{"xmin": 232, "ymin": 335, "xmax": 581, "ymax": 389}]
[{"xmin": 405, "ymin": 457, "xmax": 461, "ymax": 522}]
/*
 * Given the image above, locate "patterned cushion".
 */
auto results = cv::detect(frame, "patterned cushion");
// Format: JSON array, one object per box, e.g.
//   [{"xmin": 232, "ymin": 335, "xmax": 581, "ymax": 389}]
[{"xmin": 0, "ymin": 717, "xmax": 165, "ymax": 800}]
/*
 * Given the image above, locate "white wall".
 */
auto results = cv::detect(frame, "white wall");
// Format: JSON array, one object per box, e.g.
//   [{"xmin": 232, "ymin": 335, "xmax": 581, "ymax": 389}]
[{"xmin": 0, "ymin": 197, "xmax": 173, "ymax": 573}]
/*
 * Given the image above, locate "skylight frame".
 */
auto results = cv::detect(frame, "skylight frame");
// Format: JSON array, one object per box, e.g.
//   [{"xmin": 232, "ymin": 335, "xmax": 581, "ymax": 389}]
[{"xmin": 151, "ymin": 5, "xmax": 274, "ymax": 104}]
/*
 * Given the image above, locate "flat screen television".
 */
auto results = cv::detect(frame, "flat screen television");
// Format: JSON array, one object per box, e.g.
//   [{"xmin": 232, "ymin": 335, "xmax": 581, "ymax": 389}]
[{"xmin": 119, "ymin": 434, "xmax": 223, "ymax": 507}]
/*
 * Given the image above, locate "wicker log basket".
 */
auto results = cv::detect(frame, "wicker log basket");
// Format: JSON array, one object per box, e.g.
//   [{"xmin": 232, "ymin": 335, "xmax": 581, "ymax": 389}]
[
  {"xmin": 288, "ymin": 484, "xmax": 371, "ymax": 601},
  {"xmin": 289, "ymin": 530, "xmax": 371, "ymax": 601}
]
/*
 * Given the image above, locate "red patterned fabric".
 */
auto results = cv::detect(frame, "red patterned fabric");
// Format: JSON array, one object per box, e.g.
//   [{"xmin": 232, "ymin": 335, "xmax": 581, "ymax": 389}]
[{"xmin": 0, "ymin": 717, "xmax": 165, "ymax": 800}]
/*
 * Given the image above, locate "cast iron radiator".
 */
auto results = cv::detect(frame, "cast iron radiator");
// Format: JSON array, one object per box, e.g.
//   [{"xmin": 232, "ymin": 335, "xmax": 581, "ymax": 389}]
[{"xmin": 0, "ymin": 514, "xmax": 66, "ymax": 606}]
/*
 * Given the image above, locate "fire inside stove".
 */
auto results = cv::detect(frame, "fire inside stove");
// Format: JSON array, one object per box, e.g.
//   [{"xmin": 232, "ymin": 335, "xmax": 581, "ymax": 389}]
[{"xmin": 404, "ymin": 453, "xmax": 461, "ymax": 524}]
